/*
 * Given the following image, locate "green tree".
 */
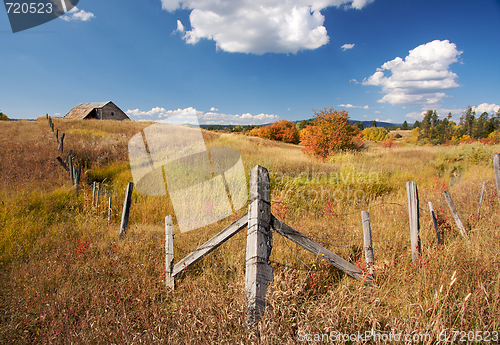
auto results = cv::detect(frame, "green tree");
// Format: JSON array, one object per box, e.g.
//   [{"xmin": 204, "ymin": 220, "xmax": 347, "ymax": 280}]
[
  {"xmin": 412, "ymin": 120, "xmax": 421, "ymax": 129},
  {"xmin": 356, "ymin": 121, "xmax": 364, "ymax": 130},
  {"xmin": 371, "ymin": 120, "xmax": 377, "ymax": 127},
  {"xmin": 401, "ymin": 120, "xmax": 409, "ymax": 130},
  {"xmin": 460, "ymin": 106, "xmax": 475, "ymax": 137},
  {"xmin": 0, "ymin": 112, "xmax": 9, "ymax": 121}
]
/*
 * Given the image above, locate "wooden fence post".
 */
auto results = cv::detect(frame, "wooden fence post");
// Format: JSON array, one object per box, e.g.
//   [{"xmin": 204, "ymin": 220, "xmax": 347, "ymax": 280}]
[
  {"xmin": 406, "ymin": 181, "xmax": 421, "ymax": 262},
  {"xmin": 477, "ymin": 182, "xmax": 486, "ymax": 218},
  {"xmin": 58, "ymin": 133, "xmax": 65, "ymax": 154},
  {"xmin": 56, "ymin": 129, "xmax": 59, "ymax": 143},
  {"xmin": 68, "ymin": 154, "xmax": 74, "ymax": 185},
  {"xmin": 96, "ymin": 183, "xmax": 100, "ymax": 208},
  {"xmin": 108, "ymin": 196, "xmax": 112, "ymax": 224},
  {"xmin": 494, "ymin": 154, "xmax": 500, "ymax": 199},
  {"xmin": 361, "ymin": 211, "xmax": 374, "ymax": 275},
  {"xmin": 428, "ymin": 202, "xmax": 443, "ymax": 245},
  {"xmin": 443, "ymin": 191, "xmax": 468, "ymax": 239},
  {"xmin": 92, "ymin": 182, "xmax": 96, "ymax": 206},
  {"xmin": 165, "ymin": 215, "xmax": 175, "ymax": 290},
  {"xmin": 75, "ymin": 162, "xmax": 82, "ymax": 198},
  {"xmin": 245, "ymin": 165, "xmax": 273, "ymax": 330},
  {"xmin": 119, "ymin": 182, "xmax": 134, "ymax": 239}
]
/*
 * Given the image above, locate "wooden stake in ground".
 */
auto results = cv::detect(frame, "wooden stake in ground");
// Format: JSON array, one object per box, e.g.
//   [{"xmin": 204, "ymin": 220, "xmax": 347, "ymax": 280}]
[
  {"xmin": 165, "ymin": 215, "xmax": 175, "ymax": 290},
  {"xmin": 245, "ymin": 165, "xmax": 273, "ymax": 329},
  {"xmin": 96, "ymin": 183, "xmax": 101, "ymax": 208},
  {"xmin": 92, "ymin": 182, "xmax": 96, "ymax": 206},
  {"xmin": 119, "ymin": 182, "xmax": 134, "ymax": 239},
  {"xmin": 108, "ymin": 196, "xmax": 112, "ymax": 224},
  {"xmin": 58, "ymin": 133, "xmax": 65, "ymax": 154},
  {"xmin": 494, "ymin": 154, "xmax": 500, "ymax": 199},
  {"xmin": 75, "ymin": 162, "xmax": 82, "ymax": 198},
  {"xmin": 443, "ymin": 191, "xmax": 468, "ymax": 239},
  {"xmin": 428, "ymin": 201, "xmax": 443, "ymax": 245},
  {"xmin": 406, "ymin": 181, "xmax": 421, "ymax": 262},
  {"xmin": 68, "ymin": 154, "xmax": 74, "ymax": 185},
  {"xmin": 361, "ymin": 211, "xmax": 374, "ymax": 275},
  {"xmin": 477, "ymin": 182, "xmax": 486, "ymax": 218}
]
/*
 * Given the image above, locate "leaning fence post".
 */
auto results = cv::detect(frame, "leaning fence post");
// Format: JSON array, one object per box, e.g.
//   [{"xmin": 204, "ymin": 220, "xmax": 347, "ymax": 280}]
[
  {"xmin": 494, "ymin": 154, "xmax": 500, "ymax": 199},
  {"xmin": 477, "ymin": 182, "xmax": 486, "ymax": 218},
  {"xmin": 443, "ymin": 191, "xmax": 468, "ymax": 239},
  {"xmin": 165, "ymin": 215, "xmax": 175, "ymax": 290},
  {"xmin": 245, "ymin": 165, "xmax": 273, "ymax": 331},
  {"xmin": 428, "ymin": 201, "xmax": 443, "ymax": 245},
  {"xmin": 68, "ymin": 154, "xmax": 74, "ymax": 185},
  {"xmin": 119, "ymin": 182, "xmax": 134, "ymax": 239},
  {"xmin": 361, "ymin": 211, "xmax": 375, "ymax": 275},
  {"xmin": 58, "ymin": 133, "xmax": 65, "ymax": 154},
  {"xmin": 406, "ymin": 181, "xmax": 421, "ymax": 262}
]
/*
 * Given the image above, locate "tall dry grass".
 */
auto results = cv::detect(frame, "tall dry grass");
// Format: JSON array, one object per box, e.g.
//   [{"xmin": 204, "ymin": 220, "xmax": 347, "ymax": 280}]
[{"xmin": 0, "ymin": 119, "xmax": 499, "ymax": 344}]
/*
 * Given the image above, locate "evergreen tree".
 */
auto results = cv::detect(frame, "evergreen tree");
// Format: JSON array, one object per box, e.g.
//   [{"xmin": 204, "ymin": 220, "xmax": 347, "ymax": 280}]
[
  {"xmin": 356, "ymin": 121, "xmax": 364, "ymax": 130},
  {"xmin": 371, "ymin": 120, "xmax": 377, "ymax": 127},
  {"xmin": 460, "ymin": 106, "xmax": 475, "ymax": 137},
  {"xmin": 401, "ymin": 120, "xmax": 409, "ymax": 130},
  {"xmin": 413, "ymin": 120, "xmax": 421, "ymax": 129}
]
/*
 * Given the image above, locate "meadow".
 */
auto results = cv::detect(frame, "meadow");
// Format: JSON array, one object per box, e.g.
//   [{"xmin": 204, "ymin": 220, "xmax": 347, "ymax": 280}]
[{"xmin": 0, "ymin": 118, "xmax": 499, "ymax": 344}]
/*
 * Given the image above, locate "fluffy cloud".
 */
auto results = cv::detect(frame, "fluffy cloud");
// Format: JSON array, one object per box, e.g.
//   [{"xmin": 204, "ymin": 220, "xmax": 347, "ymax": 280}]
[
  {"xmin": 173, "ymin": 20, "xmax": 185, "ymax": 34},
  {"xmin": 61, "ymin": 7, "xmax": 95, "ymax": 21},
  {"xmin": 363, "ymin": 40, "xmax": 462, "ymax": 106},
  {"xmin": 341, "ymin": 43, "xmax": 355, "ymax": 50},
  {"xmin": 127, "ymin": 106, "xmax": 279, "ymax": 125},
  {"xmin": 473, "ymin": 103, "xmax": 500, "ymax": 115},
  {"xmin": 161, "ymin": 0, "xmax": 374, "ymax": 54},
  {"xmin": 338, "ymin": 103, "xmax": 369, "ymax": 109}
]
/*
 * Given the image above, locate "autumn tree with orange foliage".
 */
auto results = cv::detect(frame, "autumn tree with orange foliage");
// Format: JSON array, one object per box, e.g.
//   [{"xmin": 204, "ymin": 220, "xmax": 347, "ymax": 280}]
[
  {"xmin": 300, "ymin": 107, "xmax": 364, "ymax": 159},
  {"xmin": 257, "ymin": 119, "xmax": 300, "ymax": 144}
]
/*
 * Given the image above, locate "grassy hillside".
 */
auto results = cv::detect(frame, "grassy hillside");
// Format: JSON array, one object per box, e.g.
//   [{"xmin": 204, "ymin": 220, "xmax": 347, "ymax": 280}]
[{"xmin": 1, "ymin": 118, "xmax": 499, "ymax": 344}]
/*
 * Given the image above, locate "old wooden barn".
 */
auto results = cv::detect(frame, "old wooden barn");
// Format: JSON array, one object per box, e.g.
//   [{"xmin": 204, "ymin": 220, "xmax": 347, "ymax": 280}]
[{"xmin": 64, "ymin": 101, "xmax": 130, "ymax": 120}]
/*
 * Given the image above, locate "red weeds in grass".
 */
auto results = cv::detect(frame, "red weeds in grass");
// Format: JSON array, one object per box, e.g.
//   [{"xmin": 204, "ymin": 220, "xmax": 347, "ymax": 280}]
[
  {"xmin": 76, "ymin": 239, "xmax": 90, "ymax": 255},
  {"xmin": 323, "ymin": 199, "xmax": 336, "ymax": 219},
  {"xmin": 433, "ymin": 176, "xmax": 448, "ymax": 192},
  {"xmin": 271, "ymin": 192, "xmax": 289, "ymax": 219}
]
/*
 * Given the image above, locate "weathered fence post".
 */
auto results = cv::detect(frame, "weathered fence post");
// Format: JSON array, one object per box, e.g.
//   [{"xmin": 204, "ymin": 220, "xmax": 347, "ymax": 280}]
[
  {"xmin": 494, "ymin": 154, "xmax": 500, "ymax": 199},
  {"xmin": 428, "ymin": 201, "xmax": 443, "ymax": 245},
  {"xmin": 245, "ymin": 165, "xmax": 273, "ymax": 330},
  {"xmin": 477, "ymin": 182, "xmax": 486, "ymax": 218},
  {"xmin": 58, "ymin": 133, "xmax": 65, "ymax": 154},
  {"xmin": 361, "ymin": 211, "xmax": 374, "ymax": 275},
  {"xmin": 108, "ymin": 196, "xmax": 112, "ymax": 224},
  {"xmin": 75, "ymin": 162, "xmax": 82, "ymax": 198},
  {"xmin": 92, "ymin": 182, "xmax": 96, "ymax": 206},
  {"xmin": 119, "ymin": 182, "xmax": 134, "ymax": 239},
  {"xmin": 96, "ymin": 183, "xmax": 100, "ymax": 208},
  {"xmin": 68, "ymin": 154, "xmax": 74, "ymax": 185},
  {"xmin": 56, "ymin": 129, "xmax": 59, "ymax": 142},
  {"xmin": 165, "ymin": 215, "xmax": 175, "ymax": 290},
  {"xmin": 406, "ymin": 181, "xmax": 421, "ymax": 262},
  {"xmin": 443, "ymin": 191, "xmax": 468, "ymax": 239}
]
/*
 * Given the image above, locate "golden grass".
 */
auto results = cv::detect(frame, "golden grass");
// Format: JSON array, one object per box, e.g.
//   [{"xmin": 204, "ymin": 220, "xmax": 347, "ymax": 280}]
[{"xmin": 1, "ymin": 119, "xmax": 499, "ymax": 344}]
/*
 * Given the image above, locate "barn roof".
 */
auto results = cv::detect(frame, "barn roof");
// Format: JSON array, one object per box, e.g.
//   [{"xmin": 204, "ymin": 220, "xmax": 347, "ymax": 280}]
[{"xmin": 64, "ymin": 101, "xmax": 113, "ymax": 120}]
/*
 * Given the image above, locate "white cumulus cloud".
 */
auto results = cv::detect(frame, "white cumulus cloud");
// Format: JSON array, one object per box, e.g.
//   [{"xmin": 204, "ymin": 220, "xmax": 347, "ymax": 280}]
[
  {"xmin": 338, "ymin": 103, "xmax": 369, "ymax": 109},
  {"xmin": 341, "ymin": 43, "xmax": 355, "ymax": 50},
  {"xmin": 473, "ymin": 103, "xmax": 500, "ymax": 115},
  {"xmin": 61, "ymin": 7, "xmax": 95, "ymax": 21},
  {"xmin": 161, "ymin": 0, "xmax": 374, "ymax": 54},
  {"xmin": 363, "ymin": 40, "xmax": 462, "ymax": 106},
  {"xmin": 127, "ymin": 106, "xmax": 279, "ymax": 125}
]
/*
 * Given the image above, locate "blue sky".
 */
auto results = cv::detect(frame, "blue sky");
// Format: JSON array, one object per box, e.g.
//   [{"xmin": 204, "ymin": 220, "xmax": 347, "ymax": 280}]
[{"xmin": 1, "ymin": 0, "xmax": 499, "ymax": 124}]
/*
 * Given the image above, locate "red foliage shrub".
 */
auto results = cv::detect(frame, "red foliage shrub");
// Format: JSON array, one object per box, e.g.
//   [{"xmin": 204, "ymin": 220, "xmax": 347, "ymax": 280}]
[
  {"xmin": 479, "ymin": 138, "xmax": 500, "ymax": 145},
  {"xmin": 380, "ymin": 137, "xmax": 396, "ymax": 148},
  {"xmin": 300, "ymin": 107, "xmax": 363, "ymax": 159},
  {"xmin": 257, "ymin": 120, "xmax": 300, "ymax": 144}
]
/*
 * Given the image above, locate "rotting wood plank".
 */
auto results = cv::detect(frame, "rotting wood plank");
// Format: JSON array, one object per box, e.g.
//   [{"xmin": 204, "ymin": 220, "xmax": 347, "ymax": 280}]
[
  {"xmin": 443, "ymin": 191, "xmax": 468, "ymax": 239},
  {"xmin": 165, "ymin": 215, "xmax": 175, "ymax": 290},
  {"xmin": 270, "ymin": 215, "xmax": 369, "ymax": 283},
  {"xmin": 171, "ymin": 213, "xmax": 248, "ymax": 277}
]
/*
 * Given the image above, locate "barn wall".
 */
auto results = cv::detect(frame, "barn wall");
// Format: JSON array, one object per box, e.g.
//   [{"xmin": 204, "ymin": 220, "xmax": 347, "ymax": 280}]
[{"xmin": 100, "ymin": 103, "xmax": 130, "ymax": 121}]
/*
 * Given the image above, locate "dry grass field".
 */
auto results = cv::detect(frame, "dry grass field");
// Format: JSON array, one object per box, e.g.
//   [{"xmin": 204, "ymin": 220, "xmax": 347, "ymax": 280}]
[{"xmin": 0, "ymin": 118, "xmax": 499, "ymax": 344}]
